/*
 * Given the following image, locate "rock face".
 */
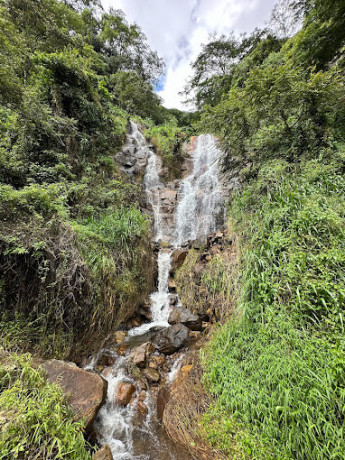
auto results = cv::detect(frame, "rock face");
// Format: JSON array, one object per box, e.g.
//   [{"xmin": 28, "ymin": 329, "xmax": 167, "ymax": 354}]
[
  {"xmin": 94, "ymin": 445, "xmax": 113, "ymax": 460},
  {"xmin": 115, "ymin": 382, "xmax": 136, "ymax": 406},
  {"xmin": 168, "ymin": 307, "xmax": 202, "ymax": 331},
  {"xmin": 42, "ymin": 360, "xmax": 107, "ymax": 433},
  {"xmin": 155, "ymin": 324, "xmax": 189, "ymax": 354}
]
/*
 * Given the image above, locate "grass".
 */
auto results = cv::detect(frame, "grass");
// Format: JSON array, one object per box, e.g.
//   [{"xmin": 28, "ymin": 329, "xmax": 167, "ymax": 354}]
[
  {"xmin": 0, "ymin": 353, "xmax": 92, "ymax": 459},
  {"xmin": 201, "ymin": 154, "xmax": 345, "ymax": 459}
]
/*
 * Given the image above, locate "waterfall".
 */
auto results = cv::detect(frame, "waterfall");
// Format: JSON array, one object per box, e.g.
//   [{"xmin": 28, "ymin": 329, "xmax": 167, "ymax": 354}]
[
  {"xmin": 92, "ymin": 124, "xmax": 224, "ymax": 459},
  {"xmin": 175, "ymin": 134, "xmax": 223, "ymax": 246}
]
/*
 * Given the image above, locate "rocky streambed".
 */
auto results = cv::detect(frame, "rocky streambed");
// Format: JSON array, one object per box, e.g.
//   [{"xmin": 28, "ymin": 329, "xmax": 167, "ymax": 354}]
[{"xmin": 43, "ymin": 123, "xmax": 226, "ymax": 459}]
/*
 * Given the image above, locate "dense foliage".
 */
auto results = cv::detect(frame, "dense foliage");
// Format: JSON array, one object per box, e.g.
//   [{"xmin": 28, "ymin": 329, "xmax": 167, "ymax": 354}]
[{"xmin": 186, "ymin": 1, "xmax": 345, "ymax": 458}]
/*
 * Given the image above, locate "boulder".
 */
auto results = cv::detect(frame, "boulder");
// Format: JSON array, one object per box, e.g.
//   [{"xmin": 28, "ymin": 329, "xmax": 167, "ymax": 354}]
[
  {"xmin": 131, "ymin": 342, "xmax": 154, "ymax": 368},
  {"xmin": 94, "ymin": 445, "xmax": 113, "ymax": 460},
  {"xmin": 142, "ymin": 368, "xmax": 160, "ymax": 383},
  {"xmin": 42, "ymin": 360, "xmax": 107, "ymax": 433},
  {"xmin": 170, "ymin": 249, "xmax": 188, "ymax": 272},
  {"xmin": 155, "ymin": 324, "xmax": 189, "ymax": 354},
  {"xmin": 115, "ymin": 382, "xmax": 136, "ymax": 406},
  {"xmin": 168, "ymin": 307, "xmax": 202, "ymax": 331}
]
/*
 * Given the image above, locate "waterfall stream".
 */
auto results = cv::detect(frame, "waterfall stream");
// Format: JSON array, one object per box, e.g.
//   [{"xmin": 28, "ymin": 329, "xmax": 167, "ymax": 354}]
[{"xmin": 90, "ymin": 124, "xmax": 224, "ymax": 459}]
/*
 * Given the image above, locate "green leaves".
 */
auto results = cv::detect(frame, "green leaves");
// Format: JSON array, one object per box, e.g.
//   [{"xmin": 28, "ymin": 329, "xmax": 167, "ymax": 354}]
[{"xmin": 0, "ymin": 354, "xmax": 91, "ymax": 459}]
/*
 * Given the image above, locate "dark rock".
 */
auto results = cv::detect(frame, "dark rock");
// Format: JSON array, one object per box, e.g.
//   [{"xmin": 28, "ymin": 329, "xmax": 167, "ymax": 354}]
[
  {"xmin": 168, "ymin": 278, "xmax": 176, "ymax": 292},
  {"xmin": 96, "ymin": 351, "xmax": 116, "ymax": 368},
  {"xmin": 169, "ymin": 307, "xmax": 202, "ymax": 331},
  {"xmin": 155, "ymin": 324, "xmax": 189, "ymax": 354},
  {"xmin": 42, "ymin": 360, "xmax": 107, "ymax": 434}
]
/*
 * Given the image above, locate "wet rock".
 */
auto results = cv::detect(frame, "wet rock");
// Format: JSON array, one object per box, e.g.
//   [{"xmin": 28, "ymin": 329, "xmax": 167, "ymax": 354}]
[
  {"xmin": 168, "ymin": 307, "xmax": 202, "ymax": 331},
  {"xmin": 136, "ymin": 400, "xmax": 148, "ymax": 416},
  {"xmin": 117, "ymin": 345, "xmax": 127, "ymax": 356},
  {"xmin": 102, "ymin": 367, "xmax": 113, "ymax": 378},
  {"xmin": 131, "ymin": 316, "xmax": 142, "ymax": 328},
  {"xmin": 42, "ymin": 360, "xmax": 107, "ymax": 433},
  {"xmin": 138, "ymin": 390, "xmax": 147, "ymax": 401},
  {"xmin": 157, "ymin": 386, "xmax": 170, "ymax": 420},
  {"xmin": 139, "ymin": 306, "xmax": 152, "ymax": 321},
  {"xmin": 153, "ymin": 355, "xmax": 166, "ymax": 366},
  {"xmin": 170, "ymin": 249, "xmax": 188, "ymax": 272},
  {"xmin": 115, "ymin": 382, "xmax": 136, "ymax": 406},
  {"xmin": 142, "ymin": 368, "xmax": 160, "ymax": 383},
  {"xmin": 168, "ymin": 294, "xmax": 178, "ymax": 306},
  {"xmin": 148, "ymin": 359, "xmax": 158, "ymax": 370},
  {"xmin": 114, "ymin": 331, "xmax": 127, "ymax": 344},
  {"xmin": 131, "ymin": 342, "xmax": 154, "ymax": 368},
  {"xmin": 168, "ymin": 278, "xmax": 176, "ymax": 292},
  {"xmin": 96, "ymin": 351, "xmax": 116, "ymax": 368},
  {"xmin": 94, "ymin": 445, "xmax": 113, "ymax": 460},
  {"xmin": 155, "ymin": 324, "xmax": 189, "ymax": 354}
]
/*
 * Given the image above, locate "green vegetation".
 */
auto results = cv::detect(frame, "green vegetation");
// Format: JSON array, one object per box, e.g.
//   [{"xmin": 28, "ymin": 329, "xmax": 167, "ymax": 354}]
[
  {"xmin": 0, "ymin": 0, "xmax": 194, "ymax": 358},
  {"xmin": 184, "ymin": 0, "xmax": 345, "ymax": 458},
  {"xmin": 0, "ymin": 353, "xmax": 91, "ymax": 459},
  {"xmin": 0, "ymin": 0, "xmax": 194, "ymax": 456}
]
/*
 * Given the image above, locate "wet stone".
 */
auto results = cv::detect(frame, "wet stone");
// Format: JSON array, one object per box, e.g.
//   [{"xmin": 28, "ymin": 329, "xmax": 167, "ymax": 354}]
[
  {"xmin": 168, "ymin": 307, "xmax": 202, "ymax": 331},
  {"xmin": 142, "ymin": 367, "xmax": 160, "ymax": 383},
  {"xmin": 155, "ymin": 324, "xmax": 189, "ymax": 355},
  {"xmin": 115, "ymin": 382, "xmax": 136, "ymax": 406}
]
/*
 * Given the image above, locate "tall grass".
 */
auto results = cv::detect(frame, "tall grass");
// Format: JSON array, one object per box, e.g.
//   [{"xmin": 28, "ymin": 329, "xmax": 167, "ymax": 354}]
[
  {"xmin": 203, "ymin": 155, "xmax": 345, "ymax": 459},
  {"xmin": 0, "ymin": 353, "xmax": 91, "ymax": 459}
]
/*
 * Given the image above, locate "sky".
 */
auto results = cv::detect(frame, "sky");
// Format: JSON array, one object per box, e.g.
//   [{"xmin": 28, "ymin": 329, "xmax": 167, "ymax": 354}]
[{"xmin": 101, "ymin": 0, "xmax": 277, "ymax": 110}]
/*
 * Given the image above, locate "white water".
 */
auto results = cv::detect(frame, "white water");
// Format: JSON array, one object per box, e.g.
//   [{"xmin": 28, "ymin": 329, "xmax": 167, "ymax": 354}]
[
  {"xmin": 175, "ymin": 134, "xmax": 223, "ymax": 246},
  {"xmin": 93, "ymin": 125, "xmax": 224, "ymax": 459},
  {"xmin": 94, "ymin": 358, "xmax": 137, "ymax": 459}
]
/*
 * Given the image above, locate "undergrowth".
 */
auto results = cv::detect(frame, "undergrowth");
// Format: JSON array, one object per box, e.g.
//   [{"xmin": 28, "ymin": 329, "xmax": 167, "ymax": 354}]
[
  {"xmin": 0, "ymin": 353, "xmax": 91, "ymax": 459},
  {"xmin": 202, "ymin": 154, "xmax": 345, "ymax": 459}
]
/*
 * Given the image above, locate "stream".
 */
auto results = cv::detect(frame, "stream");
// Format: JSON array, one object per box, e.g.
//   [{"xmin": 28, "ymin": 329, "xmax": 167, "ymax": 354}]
[{"xmin": 88, "ymin": 123, "xmax": 224, "ymax": 459}]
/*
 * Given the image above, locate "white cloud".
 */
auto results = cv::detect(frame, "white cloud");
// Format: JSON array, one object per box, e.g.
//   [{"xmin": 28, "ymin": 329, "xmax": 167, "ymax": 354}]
[{"xmin": 101, "ymin": 0, "xmax": 277, "ymax": 109}]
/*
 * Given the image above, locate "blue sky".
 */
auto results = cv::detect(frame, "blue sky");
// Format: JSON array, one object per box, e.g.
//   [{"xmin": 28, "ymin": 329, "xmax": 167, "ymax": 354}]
[{"xmin": 101, "ymin": 0, "xmax": 278, "ymax": 109}]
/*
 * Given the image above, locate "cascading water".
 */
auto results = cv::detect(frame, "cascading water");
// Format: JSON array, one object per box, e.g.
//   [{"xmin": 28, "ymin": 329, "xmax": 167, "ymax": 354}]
[
  {"xmin": 175, "ymin": 134, "xmax": 223, "ymax": 247},
  {"xmin": 91, "ymin": 125, "xmax": 224, "ymax": 459}
]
